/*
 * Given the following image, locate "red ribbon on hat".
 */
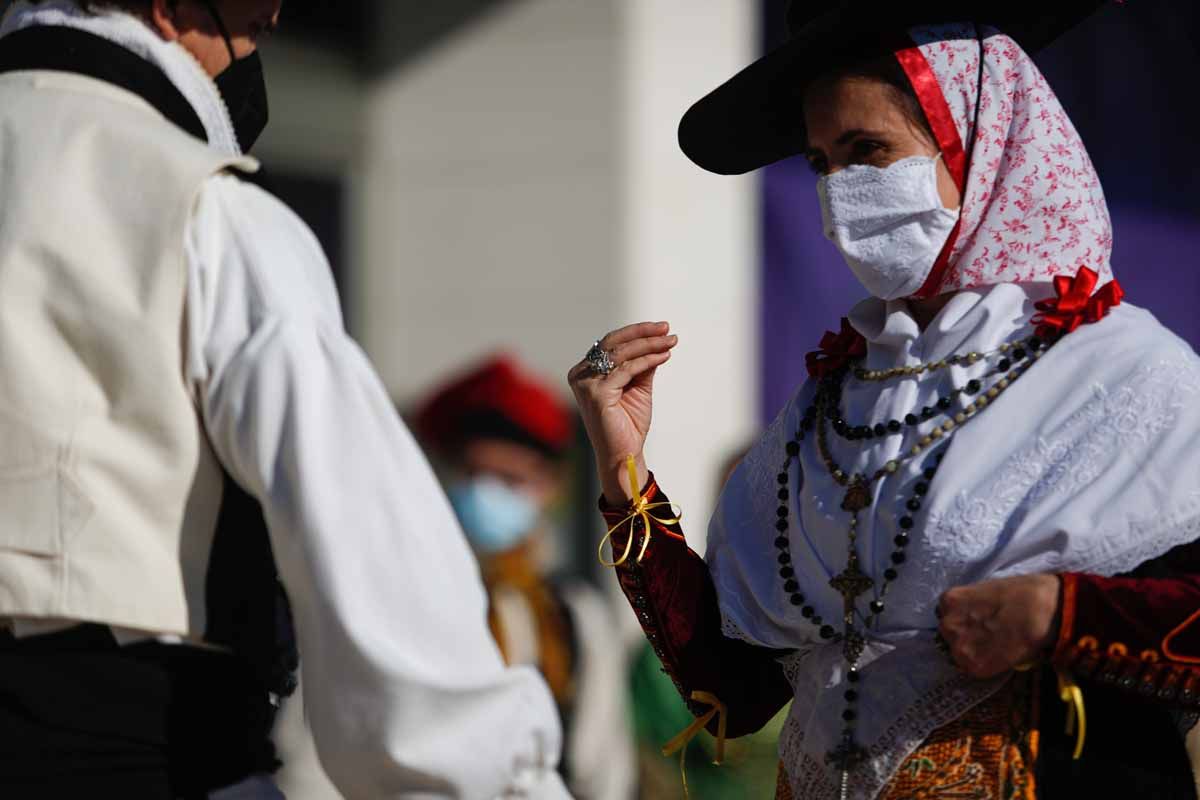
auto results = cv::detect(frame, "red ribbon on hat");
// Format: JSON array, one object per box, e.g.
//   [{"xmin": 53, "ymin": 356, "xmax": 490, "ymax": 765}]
[
  {"xmin": 806, "ymin": 318, "xmax": 867, "ymax": 379},
  {"xmin": 1032, "ymin": 267, "xmax": 1125, "ymax": 339}
]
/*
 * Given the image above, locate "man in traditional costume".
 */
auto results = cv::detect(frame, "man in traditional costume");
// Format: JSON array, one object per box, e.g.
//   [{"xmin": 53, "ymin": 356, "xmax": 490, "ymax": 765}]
[
  {"xmin": 0, "ymin": 1, "xmax": 567, "ymax": 797},
  {"xmin": 569, "ymin": 2, "xmax": 1200, "ymax": 798},
  {"xmin": 416, "ymin": 355, "xmax": 636, "ymax": 800}
]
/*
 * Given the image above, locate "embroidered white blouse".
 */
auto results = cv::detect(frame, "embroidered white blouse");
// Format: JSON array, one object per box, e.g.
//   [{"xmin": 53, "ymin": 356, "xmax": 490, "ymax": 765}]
[{"xmin": 708, "ymin": 283, "xmax": 1200, "ymax": 799}]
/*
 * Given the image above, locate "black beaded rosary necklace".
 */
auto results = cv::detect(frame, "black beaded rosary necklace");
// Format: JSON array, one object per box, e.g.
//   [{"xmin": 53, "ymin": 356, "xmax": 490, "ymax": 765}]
[
  {"xmin": 832, "ymin": 342, "xmax": 1033, "ymax": 442},
  {"xmin": 771, "ymin": 332, "xmax": 1053, "ymax": 797}
]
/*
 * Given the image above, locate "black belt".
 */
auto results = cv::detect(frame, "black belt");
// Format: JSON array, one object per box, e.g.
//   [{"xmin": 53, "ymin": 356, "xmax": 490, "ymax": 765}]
[{"xmin": 0, "ymin": 621, "xmax": 118, "ymax": 653}]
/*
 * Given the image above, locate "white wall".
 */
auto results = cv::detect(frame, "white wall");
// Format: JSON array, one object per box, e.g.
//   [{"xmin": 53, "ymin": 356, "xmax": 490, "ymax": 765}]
[
  {"xmin": 358, "ymin": 0, "xmax": 622, "ymax": 405},
  {"xmin": 618, "ymin": 0, "xmax": 759, "ymax": 548},
  {"xmin": 359, "ymin": 0, "xmax": 758, "ymax": 547}
]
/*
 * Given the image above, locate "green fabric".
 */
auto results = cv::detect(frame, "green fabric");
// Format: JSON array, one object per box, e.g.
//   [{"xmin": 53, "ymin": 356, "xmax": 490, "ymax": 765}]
[{"xmin": 629, "ymin": 644, "xmax": 786, "ymax": 799}]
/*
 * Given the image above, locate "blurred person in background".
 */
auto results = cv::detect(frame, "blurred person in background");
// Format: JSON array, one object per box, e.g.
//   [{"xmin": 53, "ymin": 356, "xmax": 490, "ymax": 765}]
[
  {"xmin": 0, "ymin": 1, "xmax": 567, "ymax": 797},
  {"xmin": 416, "ymin": 355, "xmax": 636, "ymax": 800},
  {"xmin": 570, "ymin": 2, "xmax": 1200, "ymax": 799}
]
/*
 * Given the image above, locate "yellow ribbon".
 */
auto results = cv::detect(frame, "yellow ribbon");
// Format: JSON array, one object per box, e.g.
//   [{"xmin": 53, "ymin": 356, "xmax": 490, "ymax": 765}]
[
  {"xmin": 597, "ymin": 455, "xmax": 682, "ymax": 568},
  {"xmin": 1057, "ymin": 668, "xmax": 1087, "ymax": 760},
  {"xmin": 1015, "ymin": 663, "xmax": 1085, "ymax": 758},
  {"xmin": 660, "ymin": 690, "xmax": 727, "ymax": 798}
]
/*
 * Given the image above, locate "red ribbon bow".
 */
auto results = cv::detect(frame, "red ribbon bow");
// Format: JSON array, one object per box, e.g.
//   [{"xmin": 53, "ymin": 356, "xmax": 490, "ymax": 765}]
[
  {"xmin": 1032, "ymin": 267, "xmax": 1124, "ymax": 339},
  {"xmin": 806, "ymin": 317, "xmax": 867, "ymax": 379}
]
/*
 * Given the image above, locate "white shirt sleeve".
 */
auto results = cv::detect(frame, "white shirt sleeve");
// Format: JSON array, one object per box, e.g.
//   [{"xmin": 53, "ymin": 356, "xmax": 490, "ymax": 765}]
[{"xmin": 184, "ymin": 173, "xmax": 570, "ymax": 800}]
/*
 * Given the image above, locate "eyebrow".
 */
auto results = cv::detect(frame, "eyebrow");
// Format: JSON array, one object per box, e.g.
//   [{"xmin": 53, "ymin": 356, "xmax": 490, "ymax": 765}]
[
  {"xmin": 805, "ymin": 128, "xmax": 888, "ymax": 158},
  {"xmin": 837, "ymin": 128, "xmax": 883, "ymax": 145}
]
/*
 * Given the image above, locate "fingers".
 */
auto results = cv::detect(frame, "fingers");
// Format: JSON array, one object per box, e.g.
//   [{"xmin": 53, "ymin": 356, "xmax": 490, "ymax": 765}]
[
  {"xmin": 938, "ymin": 619, "xmax": 992, "ymax": 677},
  {"xmin": 936, "ymin": 583, "xmax": 1027, "ymax": 679},
  {"xmin": 936, "ymin": 586, "xmax": 967, "ymax": 627},
  {"xmin": 950, "ymin": 645, "xmax": 1007, "ymax": 679},
  {"xmin": 611, "ymin": 334, "xmax": 678, "ymax": 365},
  {"xmin": 567, "ymin": 359, "xmax": 590, "ymax": 384},
  {"xmin": 608, "ymin": 350, "xmax": 672, "ymax": 389},
  {"xmin": 937, "ymin": 587, "xmax": 979, "ymax": 673},
  {"xmin": 600, "ymin": 321, "xmax": 670, "ymax": 350},
  {"xmin": 568, "ymin": 328, "xmax": 678, "ymax": 387}
]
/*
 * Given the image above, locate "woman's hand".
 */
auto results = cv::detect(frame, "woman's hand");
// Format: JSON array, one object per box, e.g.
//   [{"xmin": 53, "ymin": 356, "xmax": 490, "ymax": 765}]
[
  {"xmin": 568, "ymin": 322, "xmax": 678, "ymax": 505},
  {"xmin": 937, "ymin": 573, "xmax": 1062, "ymax": 679}
]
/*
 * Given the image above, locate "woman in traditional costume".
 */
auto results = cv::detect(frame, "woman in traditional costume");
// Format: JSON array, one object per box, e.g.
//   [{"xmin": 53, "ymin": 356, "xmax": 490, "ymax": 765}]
[{"xmin": 569, "ymin": 3, "xmax": 1200, "ymax": 798}]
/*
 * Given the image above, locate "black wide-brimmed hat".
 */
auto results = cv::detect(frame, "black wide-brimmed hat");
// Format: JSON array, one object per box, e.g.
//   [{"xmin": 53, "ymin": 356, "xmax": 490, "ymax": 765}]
[{"xmin": 678, "ymin": 1, "xmax": 1109, "ymax": 175}]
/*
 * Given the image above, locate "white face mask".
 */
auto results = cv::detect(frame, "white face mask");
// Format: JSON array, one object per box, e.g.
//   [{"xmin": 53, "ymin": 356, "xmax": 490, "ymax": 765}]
[{"xmin": 816, "ymin": 154, "xmax": 961, "ymax": 300}]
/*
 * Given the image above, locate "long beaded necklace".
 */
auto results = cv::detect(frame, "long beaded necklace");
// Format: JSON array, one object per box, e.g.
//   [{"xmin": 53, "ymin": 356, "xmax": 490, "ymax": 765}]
[
  {"xmin": 832, "ymin": 343, "xmax": 1032, "ymax": 442},
  {"xmin": 771, "ymin": 332, "xmax": 1053, "ymax": 798}
]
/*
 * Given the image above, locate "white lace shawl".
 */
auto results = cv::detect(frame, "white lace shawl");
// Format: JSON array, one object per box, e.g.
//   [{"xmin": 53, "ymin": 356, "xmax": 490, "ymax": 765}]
[
  {"xmin": 0, "ymin": 0, "xmax": 241, "ymax": 156},
  {"xmin": 707, "ymin": 283, "xmax": 1200, "ymax": 798}
]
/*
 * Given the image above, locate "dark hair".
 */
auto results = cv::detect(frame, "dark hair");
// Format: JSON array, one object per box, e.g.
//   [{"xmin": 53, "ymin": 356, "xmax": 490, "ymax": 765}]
[
  {"xmin": 805, "ymin": 52, "xmax": 936, "ymax": 147},
  {"xmin": 451, "ymin": 410, "xmax": 569, "ymax": 462}
]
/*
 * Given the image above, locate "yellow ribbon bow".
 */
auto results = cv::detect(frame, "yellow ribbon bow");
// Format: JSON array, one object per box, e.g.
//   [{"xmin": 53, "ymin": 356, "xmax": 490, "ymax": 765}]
[
  {"xmin": 1056, "ymin": 668, "xmax": 1087, "ymax": 760},
  {"xmin": 1015, "ymin": 663, "xmax": 1085, "ymax": 759},
  {"xmin": 660, "ymin": 690, "xmax": 727, "ymax": 798},
  {"xmin": 597, "ymin": 455, "xmax": 682, "ymax": 568}
]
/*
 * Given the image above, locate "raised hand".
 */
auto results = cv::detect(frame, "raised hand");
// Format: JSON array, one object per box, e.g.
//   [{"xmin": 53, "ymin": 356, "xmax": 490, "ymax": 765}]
[
  {"xmin": 567, "ymin": 322, "xmax": 678, "ymax": 504},
  {"xmin": 937, "ymin": 573, "xmax": 1062, "ymax": 679}
]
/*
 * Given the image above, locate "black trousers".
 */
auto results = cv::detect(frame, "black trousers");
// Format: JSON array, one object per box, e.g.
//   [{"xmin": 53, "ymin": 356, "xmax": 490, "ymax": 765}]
[{"xmin": 0, "ymin": 625, "xmax": 279, "ymax": 799}]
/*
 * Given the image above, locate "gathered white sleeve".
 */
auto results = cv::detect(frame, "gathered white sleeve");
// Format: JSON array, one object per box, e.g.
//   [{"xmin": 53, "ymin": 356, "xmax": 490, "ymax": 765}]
[{"xmin": 184, "ymin": 174, "xmax": 569, "ymax": 800}]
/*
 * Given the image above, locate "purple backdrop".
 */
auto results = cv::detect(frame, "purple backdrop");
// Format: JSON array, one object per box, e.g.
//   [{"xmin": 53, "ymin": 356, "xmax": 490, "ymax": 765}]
[{"xmin": 759, "ymin": 1, "xmax": 1200, "ymax": 422}]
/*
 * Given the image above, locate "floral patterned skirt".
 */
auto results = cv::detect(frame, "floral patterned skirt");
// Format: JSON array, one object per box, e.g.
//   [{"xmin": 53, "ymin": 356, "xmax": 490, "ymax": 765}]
[{"xmin": 776, "ymin": 673, "xmax": 1039, "ymax": 800}]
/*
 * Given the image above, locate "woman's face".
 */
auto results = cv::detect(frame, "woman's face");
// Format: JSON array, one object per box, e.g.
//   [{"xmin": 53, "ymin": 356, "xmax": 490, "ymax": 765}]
[
  {"xmin": 457, "ymin": 437, "xmax": 560, "ymax": 512},
  {"xmin": 802, "ymin": 75, "xmax": 961, "ymax": 210}
]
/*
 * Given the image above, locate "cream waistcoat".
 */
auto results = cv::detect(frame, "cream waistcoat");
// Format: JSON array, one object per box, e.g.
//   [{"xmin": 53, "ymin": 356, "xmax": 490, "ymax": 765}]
[{"xmin": 0, "ymin": 69, "xmax": 254, "ymax": 636}]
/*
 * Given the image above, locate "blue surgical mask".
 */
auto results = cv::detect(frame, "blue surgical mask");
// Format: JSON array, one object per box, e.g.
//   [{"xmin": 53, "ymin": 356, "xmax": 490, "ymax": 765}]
[{"xmin": 447, "ymin": 476, "xmax": 539, "ymax": 554}]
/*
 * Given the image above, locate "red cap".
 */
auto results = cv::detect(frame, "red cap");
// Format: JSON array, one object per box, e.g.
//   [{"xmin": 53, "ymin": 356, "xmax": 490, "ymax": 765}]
[{"xmin": 415, "ymin": 354, "xmax": 572, "ymax": 458}]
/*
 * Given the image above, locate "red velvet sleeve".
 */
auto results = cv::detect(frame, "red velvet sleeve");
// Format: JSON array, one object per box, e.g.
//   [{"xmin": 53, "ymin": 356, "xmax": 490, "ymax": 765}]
[
  {"xmin": 1053, "ymin": 541, "xmax": 1200, "ymax": 707},
  {"xmin": 600, "ymin": 475, "xmax": 793, "ymax": 738}
]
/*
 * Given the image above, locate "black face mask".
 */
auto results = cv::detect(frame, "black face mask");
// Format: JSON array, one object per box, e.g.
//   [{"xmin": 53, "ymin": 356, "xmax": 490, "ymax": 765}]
[{"xmin": 199, "ymin": 0, "xmax": 269, "ymax": 152}]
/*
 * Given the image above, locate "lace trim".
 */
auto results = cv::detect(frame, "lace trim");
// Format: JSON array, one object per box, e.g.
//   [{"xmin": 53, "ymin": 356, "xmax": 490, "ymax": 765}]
[
  {"xmin": 714, "ymin": 341, "xmax": 1200, "ymax": 798},
  {"xmin": 719, "ymin": 610, "xmax": 754, "ymax": 644},
  {"xmin": 779, "ymin": 673, "xmax": 1007, "ymax": 799},
  {"xmin": 708, "ymin": 393, "xmax": 808, "ymax": 647},
  {"xmin": 923, "ymin": 355, "xmax": 1200, "ymax": 585},
  {"xmin": 777, "ymin": 647, "xmax": 823, "ymax": 688},
  {"xmin": 741, "ymin": 398, "xmax": 801, "ymax": 529}
]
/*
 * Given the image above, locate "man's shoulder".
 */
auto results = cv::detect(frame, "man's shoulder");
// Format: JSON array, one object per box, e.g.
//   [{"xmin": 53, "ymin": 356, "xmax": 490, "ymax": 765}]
[
  {"xmin": 1, "ymin": 70, "xmax": 249, "ymax": 176},
  {"xmin": 198, "ymin": 172, "xmax": 326, "ymax": 266},
  {"xmin": 193, "ymin": 173, "xmax": 343, "ymax": 327}
]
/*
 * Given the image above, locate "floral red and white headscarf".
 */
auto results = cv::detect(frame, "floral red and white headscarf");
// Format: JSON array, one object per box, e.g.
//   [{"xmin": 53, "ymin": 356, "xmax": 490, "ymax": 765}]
[{"xmin": 899, "ymin": 23, "xmax": 1114, "ymax": 298}]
